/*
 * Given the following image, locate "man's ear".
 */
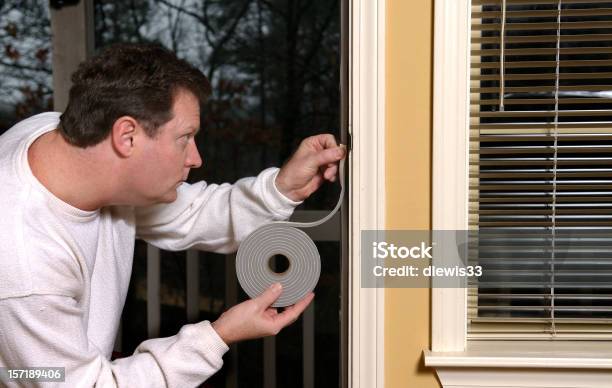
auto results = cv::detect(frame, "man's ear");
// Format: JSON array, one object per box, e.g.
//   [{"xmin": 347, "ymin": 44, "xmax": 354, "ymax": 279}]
[{"xmin": 111, "ymin": 116, "xmax": 139, "ymax": 157}]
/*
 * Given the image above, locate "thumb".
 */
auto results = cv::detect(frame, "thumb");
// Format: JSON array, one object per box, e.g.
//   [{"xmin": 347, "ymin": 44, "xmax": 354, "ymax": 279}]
[
  {"xmin": 256, "ymin": 283, "xmax": 283, "ymax": 308},
  {"xmin": 310, "ymin": 146, "xmax": 345, "ymax": 169}
]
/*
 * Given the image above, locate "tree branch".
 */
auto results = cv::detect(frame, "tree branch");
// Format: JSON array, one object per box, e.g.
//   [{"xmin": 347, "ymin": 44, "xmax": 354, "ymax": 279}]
[
  {"xmin": 301, "ymin": 1, "xmax": 338, "ymax": 69},
  {"xmin": 206, "ymin": 0, "xmax": 252, "ymax": 82},
  {"xmin": 0, "ymin": 60, "xmax": 51, "ymax": 74},
  {"xmin": 259, "ymin": 0, "xmax": 285, "ymax": 17},
  {"xmin": 157, "ymin": 0, "xmax": 208, "ymax": 26}
]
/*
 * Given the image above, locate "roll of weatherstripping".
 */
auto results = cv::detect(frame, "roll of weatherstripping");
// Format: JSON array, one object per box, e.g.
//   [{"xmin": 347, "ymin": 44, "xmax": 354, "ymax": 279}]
[{"xmin": 236, "ymin": 158, "xmax": 345, "ymax": 307}]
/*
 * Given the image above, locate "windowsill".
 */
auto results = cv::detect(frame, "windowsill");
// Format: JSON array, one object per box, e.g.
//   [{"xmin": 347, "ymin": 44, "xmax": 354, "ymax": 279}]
[
  {"xmin": 425, "ymin": 341, "xmax": 612, "ymax": 388},
  {"xmin": 425, "ymin": 340, "xmax": 612, "ymax": 369}
]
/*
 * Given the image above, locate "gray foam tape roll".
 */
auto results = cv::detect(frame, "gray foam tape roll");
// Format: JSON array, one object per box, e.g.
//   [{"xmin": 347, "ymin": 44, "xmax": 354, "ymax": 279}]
[
  {"xmin": 236, "ymin": 158, "xmax": 345, "ymax": 307},
  {"xmin": 236, "ymin": 224, "xmax": 320, "ymax": 307}
]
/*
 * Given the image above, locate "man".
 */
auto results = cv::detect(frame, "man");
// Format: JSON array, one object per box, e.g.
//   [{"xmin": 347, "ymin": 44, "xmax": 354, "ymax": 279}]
[{"xmin": 0, "ymin": 43, "xmax": 345, "ymax": 387}]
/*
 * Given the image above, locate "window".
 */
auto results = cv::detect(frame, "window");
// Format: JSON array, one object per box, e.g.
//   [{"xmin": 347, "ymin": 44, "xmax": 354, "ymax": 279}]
[
  {"xmin": 469, "ymin": 0, "xmax": 612, "ymax": 340},
  {"xmin": 94, "ymin": 1, "xmax": 346, "ymax": 387},
  {"xmin": 428, "ymin": 0, "xmax": 612, "ymax": 387}
]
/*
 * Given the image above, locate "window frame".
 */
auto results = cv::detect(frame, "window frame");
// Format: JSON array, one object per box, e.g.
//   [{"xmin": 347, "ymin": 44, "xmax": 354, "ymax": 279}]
[
  {"xmin": 50, "ymin": 0, "xmax": 94, "ymax": 111},
  {"xmin": 348, "ymin": 0, "xmax": 386, "ymax": 387},
  {"xmin": 426, "ymin": 0, "xmax": 612, "ymax": 386}
]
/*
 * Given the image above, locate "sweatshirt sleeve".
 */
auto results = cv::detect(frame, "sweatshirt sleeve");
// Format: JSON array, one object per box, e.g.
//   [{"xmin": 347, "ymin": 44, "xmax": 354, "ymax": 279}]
[
  {"xmin": 134, "ymin": 167, "xmax": 302, "ymax": 253},
  {"xmin": 0, "ymin": 294, "xmax": 228, "ymax": 388}
]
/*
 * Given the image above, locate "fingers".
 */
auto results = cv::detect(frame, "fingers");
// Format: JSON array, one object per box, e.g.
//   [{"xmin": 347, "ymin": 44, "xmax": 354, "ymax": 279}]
[
  {"xmin": 256, "ymin": 283, "xmax": 283, "ymax": 309},
  {"xmin": 322, "ymin": 163, "xmax": 338, "ymax": 181},
  {"xmin": 307, "ymin": 134, "xmax": 338, "ymax": 151},
  {"xmin": 310, "ymin": 145, "xmax": 346, "ymax": 169},
  {"xmin": 276, "ymin": 135, "xmax": 345, "ymax": 202},
  {"xmin": 274, "ymin": 292, "xmax": 315, "ymax": 328}
]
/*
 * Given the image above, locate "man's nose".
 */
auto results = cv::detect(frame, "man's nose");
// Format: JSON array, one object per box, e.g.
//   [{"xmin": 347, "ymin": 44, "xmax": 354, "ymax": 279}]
[{"xmin": 186, "ymin": 139, "xmax": 203, "ymax": 168}]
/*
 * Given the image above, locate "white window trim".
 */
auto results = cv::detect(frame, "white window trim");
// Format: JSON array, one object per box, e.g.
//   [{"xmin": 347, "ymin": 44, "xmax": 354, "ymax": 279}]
[
  {"xmin": 349, "ymin": 0, "xmax": 385, "ymax": 387},
  {"xmin": 426, "ymin": 0, "xmax": 612, "ymax": 387}
]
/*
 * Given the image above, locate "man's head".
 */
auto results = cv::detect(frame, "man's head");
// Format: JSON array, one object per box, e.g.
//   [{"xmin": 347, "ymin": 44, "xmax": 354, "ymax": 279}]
[
  {"xmin": 55, "ymin": 43, "xmax": 209, "ymax": 206},
  {"xmin": 58, "ymin": 42, "xmax": 210, "ymax": 147}
]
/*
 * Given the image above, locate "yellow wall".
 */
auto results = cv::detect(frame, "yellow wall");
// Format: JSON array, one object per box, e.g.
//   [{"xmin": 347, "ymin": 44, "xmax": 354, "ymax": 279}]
[{"xmin": 385, "ymin": 0, "xmax": 439, "ymax": 387}]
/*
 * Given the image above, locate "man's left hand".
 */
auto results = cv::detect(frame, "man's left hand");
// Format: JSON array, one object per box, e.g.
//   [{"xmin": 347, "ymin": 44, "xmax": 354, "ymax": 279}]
[{"xmin": 275, "ymin": 134, "xmax": 346, "ymax": 202}]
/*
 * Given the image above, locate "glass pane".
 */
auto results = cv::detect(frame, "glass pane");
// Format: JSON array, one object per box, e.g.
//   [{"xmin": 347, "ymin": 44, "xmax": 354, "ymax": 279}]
[
  {"xmin": 159, "ymin": 250, "xmax": 187, "ymax": 336},
  {"xmin": 94, "ymin": 0, "xmax": 344, "ymax": 385},
  {"xmin": 471, "ymin": 2, "xmax": 612, "ymax": 337},
  {"xmin": 121, "ymin": 240, "xmax": 149, "ymax": 353},
  {"xmin": 0, "ymin": 1, "xmax": 53, "ymax": 134}
]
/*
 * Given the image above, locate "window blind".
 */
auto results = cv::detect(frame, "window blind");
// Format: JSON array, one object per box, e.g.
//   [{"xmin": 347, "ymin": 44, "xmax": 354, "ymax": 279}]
[{"xmin": 469, "ymin": 0, "xmax": 612, "ymax": 340}]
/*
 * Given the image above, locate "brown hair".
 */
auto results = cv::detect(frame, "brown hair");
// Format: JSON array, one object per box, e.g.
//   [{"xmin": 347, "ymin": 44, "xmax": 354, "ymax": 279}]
[{"xmin": 58, "ymin": 43, "xmax": 211, "ymax": 147}]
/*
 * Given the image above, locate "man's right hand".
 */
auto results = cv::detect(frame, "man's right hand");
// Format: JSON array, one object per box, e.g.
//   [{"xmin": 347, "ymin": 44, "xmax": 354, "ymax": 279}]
[{"xmin": 211, "ymin": 283, "xmax": 314, "ymax": 345}]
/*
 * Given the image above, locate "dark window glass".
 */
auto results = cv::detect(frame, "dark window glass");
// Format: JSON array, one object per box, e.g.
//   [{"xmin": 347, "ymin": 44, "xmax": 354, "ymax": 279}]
[
  {"xmin": 0, "ymin": 1, "xmax": 53, "ymax": 133},
  {"xmin": 95, "ymin": 1, "xmax": 343, "ymax": 386}
]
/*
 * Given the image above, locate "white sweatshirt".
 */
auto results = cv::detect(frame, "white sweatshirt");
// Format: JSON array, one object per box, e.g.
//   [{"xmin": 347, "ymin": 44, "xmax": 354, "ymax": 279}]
[{"xmin": 0, "ymin": 112, "xmax": 300, "ymax": 387}]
